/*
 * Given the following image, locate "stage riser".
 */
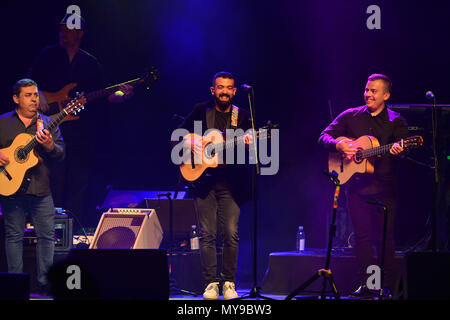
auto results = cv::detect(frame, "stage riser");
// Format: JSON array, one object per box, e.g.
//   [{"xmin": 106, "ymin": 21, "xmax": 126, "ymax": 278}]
[{"xmin": 261, "ymin": 252, "xmax": 403, "ymax": 296}]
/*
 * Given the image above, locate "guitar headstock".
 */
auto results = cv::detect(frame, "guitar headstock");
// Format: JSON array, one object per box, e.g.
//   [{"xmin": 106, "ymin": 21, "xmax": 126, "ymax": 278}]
[
  {"xmin": 257, "ymin": 121, "xmax": 279, "ymax": 139},
  {"xmin": 64, "ymin": 96, "xmax": 87, "ymax": 116},
  {"xmin": 140, "ymin": 67, "xmax": 159, "ymax": 89},
  {"xmin": 404, "ymin": 136, "xmax": 424, "ymax": 149},
  {"xmin": 261, "ymin": 120, "xmax": 279, "ymax": 130}
]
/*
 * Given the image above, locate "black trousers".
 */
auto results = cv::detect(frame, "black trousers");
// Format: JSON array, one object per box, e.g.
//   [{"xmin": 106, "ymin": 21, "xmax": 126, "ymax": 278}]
[
  {"xmin": 194, "ymin": 185, "xmax": 240, "ymax": 286},
  {"xmin": 347, "ymin": 191, "xmax": 397, "ymax": 290}
]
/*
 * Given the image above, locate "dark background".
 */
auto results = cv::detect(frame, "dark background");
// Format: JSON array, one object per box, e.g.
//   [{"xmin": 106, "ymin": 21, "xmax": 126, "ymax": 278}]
[{"xmin": 0, "ymin": 0, "xmax": 448, "ymax": 284}]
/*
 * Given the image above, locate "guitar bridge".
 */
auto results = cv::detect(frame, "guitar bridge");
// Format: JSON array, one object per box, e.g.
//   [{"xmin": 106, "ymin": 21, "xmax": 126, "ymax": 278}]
[
  {"xmin": 190, "ymin": 152, "xmax": 195, "ymax": 169},
  {"xmin": 0, "ymin": 167, "xmax": 12, "ymax": 181}
]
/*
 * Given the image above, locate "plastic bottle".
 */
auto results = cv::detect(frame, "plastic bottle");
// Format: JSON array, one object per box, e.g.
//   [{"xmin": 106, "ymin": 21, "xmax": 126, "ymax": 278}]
[
  {"xmin": 190, "ymin": 225, "xmax": 200, "ymax": 250},
  {"xmin": 296, "ymin": 226, "xmax": 305, "ymax": 252}
]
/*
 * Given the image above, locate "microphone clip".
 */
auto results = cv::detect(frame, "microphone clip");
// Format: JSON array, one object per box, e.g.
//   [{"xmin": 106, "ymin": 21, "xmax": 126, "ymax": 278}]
[{"xmin": 240, "ymin": 84, "xmax": 253, "ymax": 92}]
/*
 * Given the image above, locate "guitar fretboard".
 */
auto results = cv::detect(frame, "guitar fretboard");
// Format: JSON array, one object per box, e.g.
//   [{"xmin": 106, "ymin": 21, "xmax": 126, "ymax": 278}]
[
  {"xmin": 360, "ymin": 142, "xmax": 397, "ymax": 159},
  {"xmin": 84, "ymin": 77, "xmax": 143, "ymax": 102},
  {"xmin": 206, "ymin": 130, "xmax": 269, "ymax": 154}
]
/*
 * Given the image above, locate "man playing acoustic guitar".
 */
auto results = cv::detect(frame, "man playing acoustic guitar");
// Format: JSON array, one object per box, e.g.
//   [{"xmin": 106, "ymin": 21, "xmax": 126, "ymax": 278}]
[
  {"xmin": 0, "ymin": 79, "xmax": 65, "ymax": 296},
  {"xmin": 319, "ymin": 74, "xmax": 409, "ymax": 298},
  {"xmin": 177, "ymin": 72, "xmax": 253, "ymax": 300}
]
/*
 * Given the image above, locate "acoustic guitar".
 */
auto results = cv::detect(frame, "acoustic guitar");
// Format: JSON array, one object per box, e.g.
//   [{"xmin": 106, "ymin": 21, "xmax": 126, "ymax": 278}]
[
  {"xmin": 0, "ymin": 98, "xmax": 86, "ymax": 196},
  {"xmin": 179, "ymin": 125, "xmax": 276, "ymax": 182},
  {"xmin": 328, "ymin": 135, "xmax": 423, "ymax": 185}
]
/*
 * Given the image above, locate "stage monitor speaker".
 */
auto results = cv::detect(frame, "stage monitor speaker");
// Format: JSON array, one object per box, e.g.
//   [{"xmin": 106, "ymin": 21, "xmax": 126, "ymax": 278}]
[
  {"xmin": 48, "ymin": 249, "xmax": 169, "ymax": 300},
  {"xmin": 395, "ymin": 251, "xmax": 450, "ymax": 300},
  {"xmin": 89, "ymin": 209, "xmax": 163, "ymax": 249}
]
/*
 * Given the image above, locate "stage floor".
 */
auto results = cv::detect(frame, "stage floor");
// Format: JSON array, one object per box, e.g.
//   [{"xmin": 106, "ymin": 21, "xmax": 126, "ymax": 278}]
[
  {"xmin": 29, "ymin": 287, "xmax": 380, "ymax": 301},
  {"xmin": 25, "ymin": 248, "xmax": 404, "ymax": 300}
]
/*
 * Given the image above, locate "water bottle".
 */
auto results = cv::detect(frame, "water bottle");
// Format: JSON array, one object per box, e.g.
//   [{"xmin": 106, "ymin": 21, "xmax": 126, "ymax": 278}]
[
  {"xmin": 296, "ymin": 226, "xmax": 305, "ymax": 252},
  {"xmin": 190, "ymin": 225, "xmax": 200, "ymax": 250}
]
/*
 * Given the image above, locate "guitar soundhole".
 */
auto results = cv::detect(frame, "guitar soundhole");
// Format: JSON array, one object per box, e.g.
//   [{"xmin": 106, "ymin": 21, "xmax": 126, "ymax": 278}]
[
  {"xmin": 204, "ymin": 143, "xmax": 215, "ymax": 159},
  {"xmin": 15, "ymin": 148, "xmax": 28, "ymax": 163},
  {"xmin": 354, "ymin": 150, "xmax": 363, "ymax": 163}
]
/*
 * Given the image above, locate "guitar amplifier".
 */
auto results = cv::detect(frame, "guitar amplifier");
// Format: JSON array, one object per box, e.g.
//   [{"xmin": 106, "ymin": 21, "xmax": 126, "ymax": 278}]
[
  {"xmin": 89, "ymin": 208, "xmax": 163, "ymax": 249},
  {"xmin": 24, "ymin": 212, "xmax": 73, "ymax": 251}
]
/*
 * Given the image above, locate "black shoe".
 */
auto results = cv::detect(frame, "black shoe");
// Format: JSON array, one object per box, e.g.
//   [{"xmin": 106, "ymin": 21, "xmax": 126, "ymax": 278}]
[
  {"xmin": 36, "ymin": 284, "xmax": 52, "ymax": 298},
  {"xmin": 349, "ymin": 284, "xmax": 392, "ymax": 300},
  {"xmin": 349, "ymin": 284, "xmax": 379, "ymax": 298},
  {"xmin": 379, "ymin": 287, "xmax": 393, "ymax": 300}
]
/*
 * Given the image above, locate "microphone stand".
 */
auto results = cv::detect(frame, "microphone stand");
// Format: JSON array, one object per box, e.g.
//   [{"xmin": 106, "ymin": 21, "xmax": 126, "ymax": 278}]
[
  {"xmin": 285, "ymin": 171, "xmax": 340, "ymax": 300},
  {"xmin": 429, "ymin": 94, "xmax": 439, "ymax": 252},
  {"xmin": 235, "ymin": 86, "xmax": 274, "ymax": 300},
  {"xmin": 366, "ymin": 200, "xmax": 388, "ymax": 300}
]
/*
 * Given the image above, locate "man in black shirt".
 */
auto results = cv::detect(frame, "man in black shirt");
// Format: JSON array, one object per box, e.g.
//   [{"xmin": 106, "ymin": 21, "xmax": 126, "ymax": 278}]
[
  {"xmin": 319, "ymin": 74, "xmax": 408, "ymax": 297},
  {"xmin": 0, "ymin": 79, "xmax": 65, "ymax": 294},
  {"xmin": 178, "ymin": 72, "xmax": 252, "ymax": 299}
]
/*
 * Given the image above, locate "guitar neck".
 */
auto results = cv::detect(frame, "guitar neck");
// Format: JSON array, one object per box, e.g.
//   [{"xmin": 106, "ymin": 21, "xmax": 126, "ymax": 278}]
[
  {"xmin": 360, "ymin": 141, "xmax": 396, "ymax": 159},
  {"xmin": 22, "ymin": 110, "xmax": 68, "ymax": 155},
  {"xmin": 221, "ymin": 134, "xmax": 248, "ymax": 150},
  {"xmin": 84, "ymin": 77, "xmax": 142, "ymax": 102},
  {"xmin": 211, "ymin": 130, "xmax": 268, "ymax": 151}
]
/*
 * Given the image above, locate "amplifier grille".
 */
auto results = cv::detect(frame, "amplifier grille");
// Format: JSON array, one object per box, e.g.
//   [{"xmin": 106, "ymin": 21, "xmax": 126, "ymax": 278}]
[{"xmin": 94, "ymin": 214, "xmax": 145, "ymax": 249}]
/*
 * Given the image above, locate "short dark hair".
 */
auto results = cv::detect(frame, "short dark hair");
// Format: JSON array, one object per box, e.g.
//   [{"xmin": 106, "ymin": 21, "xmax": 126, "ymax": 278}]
[
  {"xmin": 368, "ymin": 73, "xmax": 392, "ymax": 93},
  {"xmin": 212, "ymin": 71, "xmax": 234, "ymax": 87},
  {"xmin": 59, "ymin": 13, "xmax": 87, "ymax": 31},
  {"xmin": 13, "ymin": 79, "xmax": 38, "ymax": 97}
]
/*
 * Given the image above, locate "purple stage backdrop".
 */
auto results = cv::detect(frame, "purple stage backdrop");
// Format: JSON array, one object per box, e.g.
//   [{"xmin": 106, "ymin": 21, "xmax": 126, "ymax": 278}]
[{"xmin": 0, "ymin": 0, "xmax": 448, "ymax": 285}]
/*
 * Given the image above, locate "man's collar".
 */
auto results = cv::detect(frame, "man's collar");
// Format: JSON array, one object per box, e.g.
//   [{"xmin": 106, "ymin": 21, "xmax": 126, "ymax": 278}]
[
  {"xmin": 363, "ymin": 104, "xmax": 388, "ymax": 119},
  {"xmin": 14, "ymin": 109, "xmax": 41, "ymax": 121}
]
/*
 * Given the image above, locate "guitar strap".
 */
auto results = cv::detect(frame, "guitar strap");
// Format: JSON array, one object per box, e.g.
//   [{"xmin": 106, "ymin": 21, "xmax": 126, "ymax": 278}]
[{"xmin": 230, "ymin": 105, "xmax": 239, "ymax": 129}]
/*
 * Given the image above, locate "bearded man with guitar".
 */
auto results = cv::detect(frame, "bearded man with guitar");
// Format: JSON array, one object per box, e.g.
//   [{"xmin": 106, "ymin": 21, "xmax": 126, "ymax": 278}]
[
  {"xmin": 319, "ymin": 74, "xmax": 422, "ymax": 298},
  {"xmin": 177, "ymin": 72, "xmax": 253, "ymax": 300},
  {"xmin": 0, "ymin": 79, "xmax": 65, "ymax": 295}
]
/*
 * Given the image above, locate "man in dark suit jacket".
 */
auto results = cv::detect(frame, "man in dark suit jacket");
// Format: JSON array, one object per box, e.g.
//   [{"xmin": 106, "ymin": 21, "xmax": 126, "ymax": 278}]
[{"xmin": 177, "ymin": 72, "xmax": 252, "ymax": 299}]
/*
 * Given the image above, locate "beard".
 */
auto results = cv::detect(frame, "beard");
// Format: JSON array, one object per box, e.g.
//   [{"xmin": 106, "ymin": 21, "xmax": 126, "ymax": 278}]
[{"xmin": 215, "ymin": 93, "xmax": 234, "ymax": 111}]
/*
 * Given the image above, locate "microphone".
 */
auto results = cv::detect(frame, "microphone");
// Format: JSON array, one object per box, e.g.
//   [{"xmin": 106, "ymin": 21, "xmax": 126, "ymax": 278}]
[
  {"xmin": 426, "ymin": 91, "xmax": 435, "ymax": 100},
  {"xmin": 366, "ymin": 200, "xmax": 387, "ymax": 209},
  {"xmin": 323, "ymin": 170, "xmax": 339, "ymax": 180},
  {"xmin": 323, "ymin": 170, "xmax": 340, "ymax": 185},
  {"xmin": 323, "ymin": 170, "xmax": 338, "ymax": 178},
  {"xmin": 172, "ymin": 113, "xmax": 185, "ymax": 121},
  {"xmin": 240, "ymin": 84, "xmax": 253, "ymax": 91}
]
